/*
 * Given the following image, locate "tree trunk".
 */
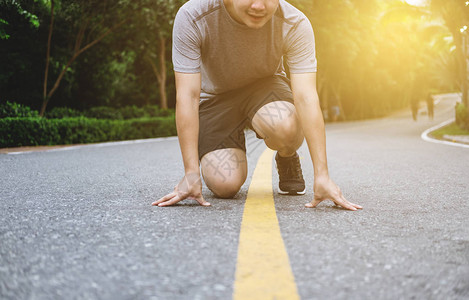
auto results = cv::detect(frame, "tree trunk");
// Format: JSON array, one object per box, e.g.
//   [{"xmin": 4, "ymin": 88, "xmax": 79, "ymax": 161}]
[
  {"xmin": 158, "ymin": 34, "xmax": 167, "ymax": 109},
  {"xmin": 41, "ymin": 0, "xmax": 54, "ymax": 117},
  {"xmin": 462, "ymin": 35, "xmax": 468, "ymax": 111},
  {"xmin": 146, "ymin": 34, "xmax": 168, "ymax": 109}
]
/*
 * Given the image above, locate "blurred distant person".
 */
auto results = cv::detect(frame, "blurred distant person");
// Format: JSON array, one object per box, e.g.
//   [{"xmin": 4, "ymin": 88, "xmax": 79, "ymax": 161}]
[
  {"xmin": 426, "ymin": 93, "xmax": 434, "ymax": 120},
  {"xmin": 329, "ymin": 91, "xmax": 341, "ymax": 122},
  {"xmin": 411, "ymin": 98, "xmax": 419, "ymax": 121},
  {"xmin": 152, "ymin": 0, "xmax": 362, "ymax": 211},
  {"xmin": 330, "ymin": 105, "xmax": 340, "ymax": 122},
  {"xmin": 327, "ymin": 89, "xmax": 340, "ymax": 122}
]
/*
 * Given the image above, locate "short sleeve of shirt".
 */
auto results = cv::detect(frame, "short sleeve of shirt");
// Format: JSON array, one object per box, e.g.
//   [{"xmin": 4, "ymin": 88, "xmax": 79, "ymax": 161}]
[
  {"xmin": 284, "ymin": 17, "xmax": 317, "ymax": 73},
  {"xmin": 172, "ymin": 7, "xmax": 202, "ymax": 73}
]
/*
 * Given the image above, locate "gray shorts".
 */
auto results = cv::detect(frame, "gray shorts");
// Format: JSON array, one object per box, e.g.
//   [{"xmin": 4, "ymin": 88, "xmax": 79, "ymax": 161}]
[{"xmin": 198, "ymin": 75, "xmax": 294, "ymax": 160}]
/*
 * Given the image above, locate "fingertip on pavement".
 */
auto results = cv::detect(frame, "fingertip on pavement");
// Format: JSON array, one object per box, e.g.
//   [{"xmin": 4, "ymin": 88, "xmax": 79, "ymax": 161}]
[{"xmin": 150, "ymin": 201, "xmax": 211, "ymax": 207}]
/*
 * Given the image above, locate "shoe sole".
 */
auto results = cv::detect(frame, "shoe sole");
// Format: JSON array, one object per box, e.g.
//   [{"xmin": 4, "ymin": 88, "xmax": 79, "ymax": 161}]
[{"xmin": 278, "ymin": 188, "xmax": 306, "ymax": 195}]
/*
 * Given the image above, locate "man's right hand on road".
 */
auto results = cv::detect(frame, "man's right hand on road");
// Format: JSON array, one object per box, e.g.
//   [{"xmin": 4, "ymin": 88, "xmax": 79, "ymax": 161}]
[
  {"xmin": 305, "ymin": 175, "xmax": 362, "ymax": 211},
  {"xmin": 152, "ymin": 173, "xmax": 210, "ymax": 207}
]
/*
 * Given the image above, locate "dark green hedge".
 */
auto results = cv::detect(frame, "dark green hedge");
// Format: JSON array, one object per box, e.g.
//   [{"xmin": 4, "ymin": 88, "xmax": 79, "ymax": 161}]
[
  {"xmin": 45, "ymin": 105, "xmax": 174, "ymax": 120},
  {"xmin": 0, "ymin": 101, "xmax": 39, "ymax": 118},
  {"xmin": 0, "ymin": 102, "xmax": 174, "ymax": 120},
  {"xmin": 0, "ymin": 116, "xmax": 176, "ymax": 148}
]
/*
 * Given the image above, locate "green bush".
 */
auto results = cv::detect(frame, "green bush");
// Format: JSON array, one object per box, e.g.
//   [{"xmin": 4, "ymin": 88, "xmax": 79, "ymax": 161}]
[
  {"xmin": 85, "ymin": 106, "xmax": 123, "ymax": 120},
  {"xmin": 156, "ymin": 108, "xmax": 175, "ymax": 117},
  {"xmin": 0, "ymin": 103, "xmax": 177, "ymax": 147},
  {"xmin": 0, "ymin": 101, "xmax": 39, "ymax": 118},
  {"xmin": 26, "ymin": 104, "xmax": 175, "ymax": 120},
  {"xmin": 0, "ymin": 116, "xmax": 176, "ymax": 147},
  {"xmin": 141, "ymin": 105, "xmax": 174, "ymax": 118},
  {"xmin": 80, "ymin": 105, "xmax": 173, "ymax": 120},
  {"xmin": 45, "ymin": 107, "xmax": 83, "ymax": 119},
  {"xmin": 142, "ymin": 105, "xmax": 162, "ymax": 117},
  {"xmin": 119, "ymin": 105, "xmax": 146, "ymax": 119},
  {"xmin": 455, "ymin": 102, "xmax": 469, "ymax": 130}
]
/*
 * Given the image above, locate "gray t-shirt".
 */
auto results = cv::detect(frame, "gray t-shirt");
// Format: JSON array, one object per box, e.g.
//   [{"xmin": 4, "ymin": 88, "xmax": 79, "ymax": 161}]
[{"xmin": 172, "ymin": 0, "xmax": 317, "ymax": 102}]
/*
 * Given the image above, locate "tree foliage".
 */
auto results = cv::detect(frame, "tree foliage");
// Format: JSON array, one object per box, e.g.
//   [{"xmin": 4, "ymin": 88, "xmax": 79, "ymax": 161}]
[
  {"xmin": 130, "ymin": 0, "xmax": 187, "ymax": 109},
  {"xmin": 430, "ymin": 0, "xmax": 469, "ymax": 107},
  {"xmin": 1, "ymin": 0, "xmax": 466, "ymax": 120},
  {"xmin": 290, "ymin": 0, "xmax": 462, "ymax": 120},
  {"xmin": 40, "ymin": 0, "xmax": 134, "ymax": 116}
]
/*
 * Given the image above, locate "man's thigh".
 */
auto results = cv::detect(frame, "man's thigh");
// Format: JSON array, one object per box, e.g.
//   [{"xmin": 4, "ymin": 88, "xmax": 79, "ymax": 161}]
[
  {"xmin": 241, "ymin": 75, "xmax": 294, "ymax": 122},
  {"xmin": 198, "ymin": 75, "xmax": 294, "ymax": 159},
  {"xmin": 251, "ymin": 100, "xmax": 298, "ymax": 139},
  {"xmin": 198, "ymin": 93, "xmax": 248, "ymax": 161}
]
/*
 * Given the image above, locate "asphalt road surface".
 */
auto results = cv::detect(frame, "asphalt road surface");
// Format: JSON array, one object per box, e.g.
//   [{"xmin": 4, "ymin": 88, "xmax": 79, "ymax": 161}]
[{"xmin": 1, "ymin": 95, "xmax": 468, "ymax": 299}]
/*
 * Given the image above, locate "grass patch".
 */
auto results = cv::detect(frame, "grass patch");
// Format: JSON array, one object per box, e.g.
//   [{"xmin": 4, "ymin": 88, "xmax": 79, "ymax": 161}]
[{"xmin": 430, "ymin": 122, "xmax": 469, "ymax": 139}]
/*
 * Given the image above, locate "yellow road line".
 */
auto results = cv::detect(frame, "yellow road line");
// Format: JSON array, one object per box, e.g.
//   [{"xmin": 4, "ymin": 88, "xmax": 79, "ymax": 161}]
[{"xmin": 233, "ymin": 148, "xmax": 300, "ymax": 300}]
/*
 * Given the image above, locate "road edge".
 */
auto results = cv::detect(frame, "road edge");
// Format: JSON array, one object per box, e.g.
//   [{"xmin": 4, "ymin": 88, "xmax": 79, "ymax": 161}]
[
  {"xmin": 1, "ymin": 136, "xmax": 179, "ymax": 155},
  {"xmin": 421, "ymin": 118, "xmax": 469, "ymax": 149}
]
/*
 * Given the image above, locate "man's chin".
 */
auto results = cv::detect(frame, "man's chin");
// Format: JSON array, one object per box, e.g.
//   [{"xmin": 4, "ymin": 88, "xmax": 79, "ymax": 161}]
[{"xmin": 245, "ymin": 20, "xmax": 268, "ymax": 29}]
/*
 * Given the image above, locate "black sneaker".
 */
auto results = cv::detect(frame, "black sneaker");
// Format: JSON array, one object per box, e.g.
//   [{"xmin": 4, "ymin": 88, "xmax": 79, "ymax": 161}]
[{"xmin": 275, "ymin": 152, "xmax": 306, "ymax": 195}]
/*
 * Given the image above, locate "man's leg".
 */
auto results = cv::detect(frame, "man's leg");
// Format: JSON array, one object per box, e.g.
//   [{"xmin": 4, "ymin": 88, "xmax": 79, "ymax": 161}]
[
  {"xmin": 251, "ymin": 101, "xmax": 304, "ymax": 155},
  {"xmin": 251, "ymin": 100, "xmax": 306, "ymax": 195},
  {"xmin": 201, "ymin": 148, "xmax": 247, "ymax": 198}
]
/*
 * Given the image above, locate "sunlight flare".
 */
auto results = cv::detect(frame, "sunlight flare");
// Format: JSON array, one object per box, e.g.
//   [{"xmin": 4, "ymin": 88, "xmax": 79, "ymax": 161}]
[{"xmin": 404, "ymin": 0, "xmax": 428, "ymax": 7}]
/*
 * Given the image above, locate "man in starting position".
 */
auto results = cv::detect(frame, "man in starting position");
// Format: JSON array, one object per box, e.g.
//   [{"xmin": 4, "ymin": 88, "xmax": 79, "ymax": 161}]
[{"xmin": 152, "ymin": 0, "xmax": 362, "ymax": 211}]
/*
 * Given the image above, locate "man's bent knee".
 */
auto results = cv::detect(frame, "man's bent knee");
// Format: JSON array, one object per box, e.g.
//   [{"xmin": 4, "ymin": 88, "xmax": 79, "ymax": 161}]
[
  {"xmin": 207, "ymin": 180, "xmax": 243, "ymax": 199},
  {"xmin": 269, "ymin": 114, "xmax": 303, "ymax": 143},
  {"xmin": 201, "ymin": 148, "xmax": 247, "ymax": 198},
  {"xmin": 252, "ymin": 101, "xmax": 304, "ymax": 152},
  {"xmin": 252, "ymin": 102, "xmax": 302, "ymax": 137}
]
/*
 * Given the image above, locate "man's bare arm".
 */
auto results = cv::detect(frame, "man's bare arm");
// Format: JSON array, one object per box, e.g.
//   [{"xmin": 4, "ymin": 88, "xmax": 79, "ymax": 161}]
[
  {"xmin": 152, "ymin": 72, "xmax": 210, "ymax": 207},
  {"xmin": 174, "ymin": 73, "xmax": 202, "ymax": 175},
  {"xmin": 290, "ymin": 73, "xmax": 362, "ymax": 211}
]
